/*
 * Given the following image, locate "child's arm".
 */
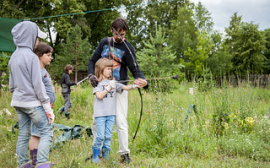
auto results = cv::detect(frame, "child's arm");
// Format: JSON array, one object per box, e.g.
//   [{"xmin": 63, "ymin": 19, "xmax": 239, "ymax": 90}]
[
  {"xmin": 121, "ymin": 83, "xmax": 139, "ymax": 91},
  {"xmin": 95, "ymin": 80, "xmax": 116, "ymax": 100},
  {"xmin": 95, "ymin": 90, "xmax": 109, "ymax": 100},
  {"xmin": 65, "ymin": 74, "xmax": 77, "ymax": 86},
  {"xmin": 9, "ymin": 72, "xmax": 14, "ymax": 93}
]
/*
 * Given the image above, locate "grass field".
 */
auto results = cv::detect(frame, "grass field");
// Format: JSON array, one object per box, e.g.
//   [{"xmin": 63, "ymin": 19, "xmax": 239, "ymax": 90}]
[{"xmin": 0, "ymin": 82, "xmax": 270, "ymax": 168}]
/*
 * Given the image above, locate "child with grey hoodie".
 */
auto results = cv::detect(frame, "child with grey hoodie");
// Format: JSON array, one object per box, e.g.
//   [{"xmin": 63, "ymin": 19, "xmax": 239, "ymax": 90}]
[{"xmin": 9, "ymin": 21, "xmax": 54, "ymax": 168}]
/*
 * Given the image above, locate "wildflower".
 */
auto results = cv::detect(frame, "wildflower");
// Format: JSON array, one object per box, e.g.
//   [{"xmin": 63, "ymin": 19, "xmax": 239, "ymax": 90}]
[
  {"xmin": 240, "ymin": 120, "xmax": 244, "ymax": 126},
  {"xmin": 245, "ymin": 117, "xmax": 255, "ymax": 126},
  {"xmin": 222, "ymin": 122, "xmax": 229, "ymax": 129}
]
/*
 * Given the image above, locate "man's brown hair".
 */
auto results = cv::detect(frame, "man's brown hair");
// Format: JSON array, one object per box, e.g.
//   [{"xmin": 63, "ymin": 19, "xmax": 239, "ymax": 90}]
[
  {"xmin": 111, "ymin": 17, "xmax": 129, "ymax": 32},
  {"xmin": 95, "ymin": 58, "xmax": 113, "ymax": 81}
]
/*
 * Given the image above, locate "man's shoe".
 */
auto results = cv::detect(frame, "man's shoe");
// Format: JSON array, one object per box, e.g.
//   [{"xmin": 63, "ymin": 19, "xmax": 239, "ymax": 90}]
[{"xmin": 121, "ymin": 154, "xmax": 132, "ymax": 164}]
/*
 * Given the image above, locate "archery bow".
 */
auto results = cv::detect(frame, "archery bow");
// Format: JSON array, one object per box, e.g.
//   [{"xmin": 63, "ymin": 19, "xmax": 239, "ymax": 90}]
[{"xmin": 112, "ymin": 27, "xmax": 143, "ymax": 141}]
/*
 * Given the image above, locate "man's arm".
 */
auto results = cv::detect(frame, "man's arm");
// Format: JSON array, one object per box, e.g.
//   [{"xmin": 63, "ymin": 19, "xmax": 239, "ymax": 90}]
[{"xmin": 125, "ymin": 42, "xmax": 148, "ymax": 89}]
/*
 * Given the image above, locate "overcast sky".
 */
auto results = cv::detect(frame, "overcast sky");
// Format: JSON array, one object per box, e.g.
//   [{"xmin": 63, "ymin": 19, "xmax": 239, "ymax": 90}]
[{"xmin": 190, "ymin": 0, "xmax": 270, "ymax": 34}]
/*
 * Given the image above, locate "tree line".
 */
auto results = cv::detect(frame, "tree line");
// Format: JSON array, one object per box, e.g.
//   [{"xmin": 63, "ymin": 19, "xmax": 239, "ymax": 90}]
[{"xmin": 0, "ymin": 0, "xmax": 269, "ymax": 86}]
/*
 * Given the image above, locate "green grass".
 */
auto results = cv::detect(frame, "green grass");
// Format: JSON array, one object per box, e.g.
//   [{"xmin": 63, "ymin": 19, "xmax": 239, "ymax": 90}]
[{"xmin": 1, "ymin": 82, "xmax": 270, "ymax": 167}]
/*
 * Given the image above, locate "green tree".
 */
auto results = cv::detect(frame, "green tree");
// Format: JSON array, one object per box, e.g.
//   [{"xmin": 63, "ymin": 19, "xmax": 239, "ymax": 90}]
[
  {"xmin": 53, "ymin": 25, "xmax": 91, "ymax": 82},
  {"xmin": 84, "ymin": 0, "xmax": 122, "ymax": 46},
  {"xmin": 125, "ymin": 0, "xmax": 188, "ymax": 50},
  {"xmin": 137, "ymin": 25, "xmax": 182, "ymax": 92},
  {"xmin": 169, "ymin": 3, "xmax": 198, "ymax": 60},
  {"xmin": 194, "ymin": 1, "xmax": 214, "ymax": 33},
  {"xmin": 230, "ymin": 22, "xmax": 267, "ymax": 74},
  {"xmin": 263, "ymin": 29, "xmax": 270, "ymax": 74},
  {"xmin": 50, "ymin": 0, "xmax": 90, "ymax": 46},
  {"xmin": 224, "ymin": 12, "xmax": 242, "ymax": 54},
  {"xmin": 0, "ymin": 0, "xmax": 52, "ymax": 19},
  {"xmin": 183, "ymin": 30, "xmax": 213, "ymax": 81},
  {"xmin": 207, "ymin": 31, "xmax": 232, "ymax": 77},
  {"xmin": 0, "ymin": 0, "xmax": 90, "ymax": 52}
]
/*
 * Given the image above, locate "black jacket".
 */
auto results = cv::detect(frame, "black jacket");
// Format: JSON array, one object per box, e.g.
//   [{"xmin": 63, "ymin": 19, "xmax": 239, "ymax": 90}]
[
  {"xmin": 61, "ymin": 73, "xmax": 76, "ymax": 94},
  {"xmin": 88, "ymin": 37, "xmax": 147, "ymax": 86}
]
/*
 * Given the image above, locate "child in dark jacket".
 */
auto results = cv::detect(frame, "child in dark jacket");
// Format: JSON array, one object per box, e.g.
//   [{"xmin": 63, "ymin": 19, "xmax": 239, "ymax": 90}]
[{"xmin": 61, "ymin": 64, "xmax": 77, "ymax": 119}]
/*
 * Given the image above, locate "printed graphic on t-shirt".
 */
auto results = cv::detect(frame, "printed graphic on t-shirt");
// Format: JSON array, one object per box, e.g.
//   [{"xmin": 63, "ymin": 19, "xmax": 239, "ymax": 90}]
[
  {"xmin": 102, "ymin": 85, "xmax": 114, "ymax": 98},
  {"xmin": 101, "ymin": 45, "xmax": 125, "ymax": 80}
]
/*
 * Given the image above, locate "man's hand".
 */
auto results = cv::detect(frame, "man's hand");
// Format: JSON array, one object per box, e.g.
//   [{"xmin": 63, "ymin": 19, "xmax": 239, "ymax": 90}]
[
  {"xmin": 46, "ymin": 110, "xmax": 55, "ymax": 125},
  {"xmin": 105, "ymin": 80, "xmax": 116, "ymax": 92},
  {"xmin": 88, "ymin": 73, "xmax": 99, "ymax": 87},
  {"xmin": 134, "ymin": 78, "xmax": 148, "ymax": 88}
]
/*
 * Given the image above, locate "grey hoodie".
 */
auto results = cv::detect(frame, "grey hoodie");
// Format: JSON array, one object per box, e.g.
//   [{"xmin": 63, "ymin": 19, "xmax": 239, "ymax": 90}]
[{"xmin": 8, "ymin": 21, "xmax": 51, "ymax": 113}]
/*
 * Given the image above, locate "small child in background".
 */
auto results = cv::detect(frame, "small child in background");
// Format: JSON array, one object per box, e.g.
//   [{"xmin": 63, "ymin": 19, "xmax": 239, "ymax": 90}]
[
  {"xmin": 61, "ymin": 64, "xmax": 77, "ymax": 119},
  {"xmin": 91, "ymin": 58, "xmax": 138, "ymax": 163},
  {"xmin": 29, "ymin": 42, "xmax": 55, "ymax": 167}
]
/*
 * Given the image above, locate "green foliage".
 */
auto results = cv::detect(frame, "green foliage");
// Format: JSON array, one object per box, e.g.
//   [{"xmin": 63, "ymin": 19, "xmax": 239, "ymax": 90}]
[
  {"xmin": 211, "ymin": 86, "xmax": 257, "ymax": 136},
  {"xmin": 183, "ymin": 30, "xmax": 213, "ymax": 80},
  {"xmin": 1, "ymin": 83, "xmax": 270, "ymax": 167},
  {"xmin": 225, "ymin": 13, "xmax": 267, "ymax": 75},
  {"xmin": 83, "ymin": 0, "xmax": 122, "ymax": 46},
  {"xmin": 197, "ymin": 67, "xmax": 215, "ymax": 92},
  {"xmin": 231, "ymin": 22, "xmax": 266, "ymax": 74},
  {"xmin": 0, "ymin": 53, "xmax": 10, "ymax": 93},
  {"xmin": 0, "ymin": 0, "xmax": 52, "ymax": 19},
  {"xmin": 50, "ymin": 0, "xmax": 90, "ymax": 44},
  {"xmin": 194, "ymin": 1, "xmax": 214, "ymax": 33},
  {"xmin": 225, "ymin": 12, "xmax": 242, "ymax": 46},
  {"xmin": 137, "ymin": 25, "xmax": 183, "ymax": 92},
  {"xmin": 169, "ymin": 3, "xmax": 198, "ymax": 60},
  {"xmin": 207, "ymin": 32, "xmax": 232, "ymax": 77},
  {"xmin": 262, "ymin": 28, "xmax": 270, "ymax": 73},
  {"xmin": 52, "ymin": 25, "xmax": 91, "ymax": 82},
  {"xmin": 125, "ymin": 0, "xmax": 187, "ymax": 50}
]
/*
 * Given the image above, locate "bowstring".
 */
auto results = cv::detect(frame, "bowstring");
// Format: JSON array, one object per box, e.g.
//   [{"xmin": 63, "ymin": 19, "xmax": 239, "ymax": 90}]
[{"xmin": 111, "ymin": 27, "xmax": 143, "ymax": 141}]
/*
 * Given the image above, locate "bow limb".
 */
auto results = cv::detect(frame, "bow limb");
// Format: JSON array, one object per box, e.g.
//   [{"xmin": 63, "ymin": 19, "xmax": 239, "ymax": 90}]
[
  {"xmin": 133, "ymin": 87, "xmax": 143, "ymax": 141},
  {"xmin": 111, "ymin": 28, "xmax": 144, "ymax": 141}
]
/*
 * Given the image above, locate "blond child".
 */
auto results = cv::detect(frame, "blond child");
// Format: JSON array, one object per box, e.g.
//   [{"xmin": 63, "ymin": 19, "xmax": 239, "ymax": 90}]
[{"xmin": 91, "ymin": 58, "xmax": 138, "ymax": 163}]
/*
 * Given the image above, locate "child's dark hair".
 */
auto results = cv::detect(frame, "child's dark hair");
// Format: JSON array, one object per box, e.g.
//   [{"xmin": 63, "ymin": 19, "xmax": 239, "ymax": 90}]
[
  {"xmin": 34, "ymin": 42, "xmax": 53, "ymax": 57},
  {"xmin": 95, "ymin": 58, "xmax": 113, "ymax": 82},
  {"xmin": 64, "ymin": 64, "xmax": 73, "ymax": 73},
  {"xmin": 111, "ymin": 17, "xmax": 129, "ymax": 32}
]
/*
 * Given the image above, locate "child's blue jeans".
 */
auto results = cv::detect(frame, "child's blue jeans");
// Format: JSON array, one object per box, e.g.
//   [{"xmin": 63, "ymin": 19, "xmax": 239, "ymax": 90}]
[
  {"xmin": 93, "ymin": 115, "xmax": 115, "ymax": 149},
  {"xmin": 15, "ymin": 106, "xmax": 53, "ymax": 167}
]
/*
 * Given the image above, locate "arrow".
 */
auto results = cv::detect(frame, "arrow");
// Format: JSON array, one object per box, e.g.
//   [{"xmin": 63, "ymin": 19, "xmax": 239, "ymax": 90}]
[{"xmin": 117, "ymin": 74, "xmax": 179, "ymax": 83}]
